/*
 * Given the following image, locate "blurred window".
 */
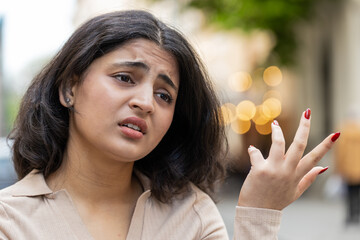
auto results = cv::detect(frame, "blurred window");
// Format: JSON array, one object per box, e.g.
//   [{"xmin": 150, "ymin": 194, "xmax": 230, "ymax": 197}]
[{"xmin": 0, "ymin": 138, "xmax": 17, "ymax": 189}]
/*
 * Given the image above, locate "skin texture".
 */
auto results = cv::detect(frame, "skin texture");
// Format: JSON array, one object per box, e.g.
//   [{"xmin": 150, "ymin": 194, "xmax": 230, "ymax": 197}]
[
  {"xmin": 238, "ymin": 110, "xmax": 337, "ymax": 210},
  {"xmin": 48, "ymin": 38, "xmax": 179, "ymax": 239}
]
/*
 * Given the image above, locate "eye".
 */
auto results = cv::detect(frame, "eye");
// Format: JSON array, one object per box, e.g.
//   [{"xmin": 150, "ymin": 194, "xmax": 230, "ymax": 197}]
[
  {"xmin": 156, "ymin": 92, "xmax": 173, "ymax": 103},
  {"xmin": 113, "ymin": 74, "xmax": 134, "ymax": 84}
]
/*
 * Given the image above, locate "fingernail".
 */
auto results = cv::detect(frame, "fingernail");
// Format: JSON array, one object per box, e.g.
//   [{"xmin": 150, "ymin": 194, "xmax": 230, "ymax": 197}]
[
  {"xmin": 331, "ymin": 132, "xmax": 341, "ymax": 142},
  {"xmin": 272, "ymin": 120, "xmax": 279, "ymax": 126},
  {"xmin": 318, "ymin": 167, "xmax": 329, "ymax": 175},
  {"xmin": 304, "ymin": 108, "xmax": 311, "ymax": 119}
]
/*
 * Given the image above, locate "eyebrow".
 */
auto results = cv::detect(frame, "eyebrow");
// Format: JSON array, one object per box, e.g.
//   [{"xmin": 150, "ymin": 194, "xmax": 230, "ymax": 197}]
[{"xmin": 111, "ymin": 61, "xmax": 178, "ymax": 91}]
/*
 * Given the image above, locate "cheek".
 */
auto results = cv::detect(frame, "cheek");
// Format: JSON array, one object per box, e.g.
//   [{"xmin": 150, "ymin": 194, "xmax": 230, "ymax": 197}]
[
  {"xmin": 76, "ymin": 84, "xmax": 119, "ymax": 116},
  {"xmin": 72, "ymin": 93, "xmax": 115, "ymax": 132},
  {"xmin": 156, "ymin": 110, "xmax": 175, "ymax": 138}
]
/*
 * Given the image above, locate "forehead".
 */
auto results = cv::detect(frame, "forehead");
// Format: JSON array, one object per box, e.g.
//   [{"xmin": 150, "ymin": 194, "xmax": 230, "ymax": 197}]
[
  {"xmin": 117, "ymin": 39, "xmax": 176, "ymax": 66},
  {"xmin": 90, "ymin": 39, "xmax": 179, "ymax": 84}
]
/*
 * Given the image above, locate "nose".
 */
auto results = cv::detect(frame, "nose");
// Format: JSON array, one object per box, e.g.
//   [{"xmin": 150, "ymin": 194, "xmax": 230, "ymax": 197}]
[{"xmin": 129, "ymin": 86, "xmax": 155, "ymax": 114}]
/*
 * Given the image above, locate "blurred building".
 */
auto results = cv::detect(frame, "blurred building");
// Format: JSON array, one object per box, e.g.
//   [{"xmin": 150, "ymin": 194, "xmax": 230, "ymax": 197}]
[
  {"xmin": 298, "ymin": 0, "xmax": 360, "ymax": 139},
  {"xmin": 331, "ymin": 0, "xmax": 360, "ymax": 128},
  {"xmin": 288, "ymin": 0, "xmax": 360, "ymax": 197},
  {"xmin": 0, "ymin": 16, "xmax": 3, "ymax": 137}
]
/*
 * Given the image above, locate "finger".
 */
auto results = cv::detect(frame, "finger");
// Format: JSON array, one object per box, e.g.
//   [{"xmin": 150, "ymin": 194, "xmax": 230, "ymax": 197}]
[
  {"xmin": 285, "ymin": 109, "xmax": 311, "ymax": 168},
  {"xmin": 296, "ymin": 132, "xmax": 340, "ymax": 179},
  {"xmin": 248, "ymin": 145, "xmax": 264, "ymax": 166},
  {"xmin": 268, "ymin": 120, "xmax": 285, "ymax": 162},
  {"xmin": 295, "ymin": 166, "xmax": 328, "ymax": 199}
]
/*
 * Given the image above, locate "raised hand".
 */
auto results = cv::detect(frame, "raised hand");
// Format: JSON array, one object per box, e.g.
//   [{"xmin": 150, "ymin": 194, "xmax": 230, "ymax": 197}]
[{"xmin": 237, "ymin": 109, "xmax": 340, "ymax": 210}]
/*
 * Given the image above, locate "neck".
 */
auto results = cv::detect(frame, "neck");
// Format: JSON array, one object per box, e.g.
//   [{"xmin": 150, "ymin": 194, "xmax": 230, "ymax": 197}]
[{"xmin": 46, "ymin": 145, "xmax": 142, "ymax": 204}]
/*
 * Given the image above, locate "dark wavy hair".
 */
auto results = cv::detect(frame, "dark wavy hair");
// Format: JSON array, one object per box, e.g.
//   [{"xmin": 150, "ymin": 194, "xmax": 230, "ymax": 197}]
[{"xmin": 8, "ymin": 10, "xmax": 227, "ymax": 202}]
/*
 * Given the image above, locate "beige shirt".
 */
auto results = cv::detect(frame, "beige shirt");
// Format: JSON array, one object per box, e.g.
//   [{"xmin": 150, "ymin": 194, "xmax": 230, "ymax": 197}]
[{"xmin": 0, "ymin": 170, "xmax": 281, "ymax": 239}]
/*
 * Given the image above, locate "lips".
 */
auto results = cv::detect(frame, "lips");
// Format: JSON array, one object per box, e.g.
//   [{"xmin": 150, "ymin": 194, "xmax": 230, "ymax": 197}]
[{"xmin": 119, "ymin": 117, "xmax": 148, "ymax": 135}]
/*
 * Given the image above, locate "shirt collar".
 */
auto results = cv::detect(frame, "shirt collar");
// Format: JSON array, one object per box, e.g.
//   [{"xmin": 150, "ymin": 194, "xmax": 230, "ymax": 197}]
[
  {"xmin": 11, "ymin": 169, "xmax": 53, "ymax": 197},
  {"xmin": 133, "ymin": 169, "xmax": 151, "ymax": 192},
  {"xmin": 10, "ymin": 169, "xmax": 151, "ymax": 197}
]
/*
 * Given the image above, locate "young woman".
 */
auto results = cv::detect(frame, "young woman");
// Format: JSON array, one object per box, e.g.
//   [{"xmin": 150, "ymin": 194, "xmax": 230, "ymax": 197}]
[{"xmin": 0, "ymin": 10, "xmax": 339, "ymax": 239}]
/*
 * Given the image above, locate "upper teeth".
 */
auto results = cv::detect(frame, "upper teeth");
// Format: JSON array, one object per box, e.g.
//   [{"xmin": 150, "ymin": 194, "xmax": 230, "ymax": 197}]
[{"xmin": 124, "ymin": 123, "xmax": 141, "ymax": 132}]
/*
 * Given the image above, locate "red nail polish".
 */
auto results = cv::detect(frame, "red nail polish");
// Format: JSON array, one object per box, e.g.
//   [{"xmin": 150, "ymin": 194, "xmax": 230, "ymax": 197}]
[
  {"xmin": 331, "ymin": 132, "xmax": 340, "ymax": 142},
  {"xmin": 318, "ymin": 167, "xmax": 329, "ymax": 175},
  {"xmin": 304, "ymin": 108, "xmax": 311, "ymax": 119},
  {"xmin": 273, "ymin": 120, "xmax": 279, "ymax": 126}
]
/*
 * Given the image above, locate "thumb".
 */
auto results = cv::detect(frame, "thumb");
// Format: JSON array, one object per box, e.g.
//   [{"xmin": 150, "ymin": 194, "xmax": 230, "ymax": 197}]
[{"xmin": 248, "ymin": 145, "xmax": 264, "ymax": 166}]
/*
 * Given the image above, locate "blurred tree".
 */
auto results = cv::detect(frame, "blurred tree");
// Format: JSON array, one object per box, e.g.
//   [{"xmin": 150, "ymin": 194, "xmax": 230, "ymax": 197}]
[
  {"xmin": 187, "ymin": 0, "xmax": 326, "ymax": 65},
  {"xmin": 2, "ymin": 55, "xmax": 50, "ymax": 135},
  {"xmin": 156, "ymin": 0, "xmax": 336, "ymax": 65},
  {"xmin": 3, "ymin": 90, "xmax": 20, "ymax": 134}
]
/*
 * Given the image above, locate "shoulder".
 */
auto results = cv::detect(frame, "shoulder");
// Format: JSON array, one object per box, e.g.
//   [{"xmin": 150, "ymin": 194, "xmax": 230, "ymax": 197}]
[
  {"xmin": 146, "ymin": 182, "xmax": 224, "ymax": 223},
  {"xmin": 0, "ymin": 170, "xmax": 52, "ymax": 216},
  {"xmin": 0, "ymin": 183, "xmax": 20, "ymax": 236},
  {"xmin": 188, "ymin": 183, "xmax": 218, "ymax": 212},
  {"xmin": 144, "ymin": 183, "xmax": 228, "ymax": 239},
  {"xmin": 187, "ymin": 184, "xmax": 228, "ymax": 238},
  {"xmin": 175, "ymin": 184, "xmax": 226, "ymax": 232},
  {"xmin": 0, "ymin": 169, "xmax": 51, "ymax": 197},
  {"xmin": 187, "ymin": 184, "xmax": 224, "ymax": 221},
  {"xmin": 0, "ymin": 171, "xmax": 60, "ymax": 238},
  {"xmin": 0, "ymin": 181, "xmax": 21, "ymax": 202}
]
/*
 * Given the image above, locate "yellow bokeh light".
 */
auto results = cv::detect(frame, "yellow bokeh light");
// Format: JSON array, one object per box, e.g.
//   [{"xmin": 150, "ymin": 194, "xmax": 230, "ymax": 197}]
[
  {"xmin": 262, "ymin": 98, "xmax": 282, "ymax": 119},
  {"xmin": 231, "ymin": 118, "xmax": 251, "ymax": 134},
  {"xmin": 252, "ymin": 105, "xmax": 271, "ymax": 125},
  {"xmin": 220, "ymin": 103, "xmax": 237, "ymax": 125},
  {"xmin": 236, "ymin": 100, "xmax": 256, "ymax": 121},
  {"xmin": 255, "ymin": 121, "xmax": 273, "ymax": 135},
  {"xmin": 228, "ymin": 71, "xmax": 252, "ymax": 92},
  {"xmin": 263, "ymin": 66, "xmax": 282, "ymax": 86}
]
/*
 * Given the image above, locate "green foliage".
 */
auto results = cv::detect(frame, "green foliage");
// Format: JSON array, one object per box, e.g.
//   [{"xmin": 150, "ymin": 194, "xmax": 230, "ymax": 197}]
[
  {"xmin": 187, "ymin": 0, "xmax": 324, "ymax": 65},
  {"xmin": 3, "ymin": 90, "xmax": 20, "ymax": 135}
]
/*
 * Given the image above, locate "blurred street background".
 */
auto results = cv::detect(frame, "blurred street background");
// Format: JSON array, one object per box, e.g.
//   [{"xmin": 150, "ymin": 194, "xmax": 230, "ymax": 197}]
[
  {"xmin": 1, "ymin": 0, "xmax": 360, "ymax": 238},
  {"xmin": 217, "ymin": 170, "xmax": 360, "ymax": 239}
]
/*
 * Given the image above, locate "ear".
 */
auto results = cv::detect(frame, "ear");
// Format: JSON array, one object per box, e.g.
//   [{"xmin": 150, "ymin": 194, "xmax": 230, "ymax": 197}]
[{"xmin": 59, "ymin": 76, "xmax": 78, "ymax": 107}]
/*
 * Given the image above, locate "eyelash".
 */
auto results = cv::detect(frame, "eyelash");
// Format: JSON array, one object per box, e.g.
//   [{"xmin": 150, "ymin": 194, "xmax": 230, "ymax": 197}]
[
  {"xmin": 114, "ymin": 74, "xmax": 134, "ymax": 84},
  {"xmin": 113, "ymin": 74, "xmax": 174, "ymax": 104},
  {"xmin": 156, "ymin": 92, "xmax": 173, "ymax": 103}
]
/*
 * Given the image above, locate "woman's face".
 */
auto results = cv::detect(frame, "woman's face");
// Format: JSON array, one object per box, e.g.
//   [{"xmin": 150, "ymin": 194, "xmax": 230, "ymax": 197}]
[{"xmin": 64, "ymin": 38, "xmax": 179, "ymax": 163}]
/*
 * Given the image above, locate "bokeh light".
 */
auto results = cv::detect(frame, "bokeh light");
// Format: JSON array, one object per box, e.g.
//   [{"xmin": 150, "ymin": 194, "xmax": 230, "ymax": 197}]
[
  {"xmin": 236, "ymin": 100, "xmax": 256, "ymax": 121},
  {"xmin": 231, "ymin": 118, "xmax": 252, "ymax": 134},
  {"xmin": 228, "ymin": 71, "xmax": 252, "ymax": 92},
  {"xmin": 252, "ymin": 105, "xmax": 271, "ymax": 125},
  {"xmin": 255, "ymin": 120, "xmax": 273, "ymax": 135},
  {"xmin": 262, "ymin": 98, "xmax": 282, "ymax": 119},
  {"xmin": 263, "ymin": 66, "xmax": 282, "ymax": 86},
  {"xmin": 224, "ymin": 66, "xmax": 284, "ymax": 135}
]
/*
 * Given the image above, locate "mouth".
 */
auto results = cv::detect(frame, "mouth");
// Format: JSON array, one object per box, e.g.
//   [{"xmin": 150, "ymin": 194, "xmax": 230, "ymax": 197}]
[
  {"xmin": 121, "ymin": 123, "xmax": 142, "ymax": 133},
  {"xmin": 119, "ymin": 117, "xmax": 148, "ymax": 135}
]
